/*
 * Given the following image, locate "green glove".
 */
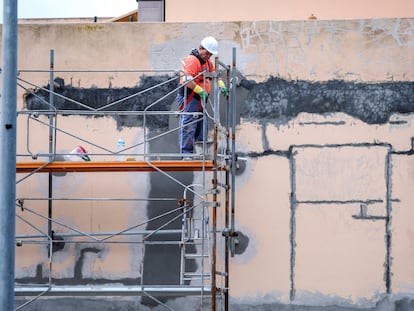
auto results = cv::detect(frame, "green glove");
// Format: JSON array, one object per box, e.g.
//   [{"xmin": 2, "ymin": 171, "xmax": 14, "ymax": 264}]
[
  {"xmin": 193, "ymin": 85, "xmax": 209, "ymax": 101},
  {"xmin": 199, "ymin": 90, "xmax": 209, "ymax": 101},
  {"xmin": 218, "ymin": 80, "xmax": 228, "ymax": 96}
]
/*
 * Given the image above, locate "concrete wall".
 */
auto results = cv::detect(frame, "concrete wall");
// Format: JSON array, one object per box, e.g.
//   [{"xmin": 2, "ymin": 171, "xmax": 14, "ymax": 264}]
[{"xmin": 3, "ymin": 18, "xmax": 414, "ymax": 310}]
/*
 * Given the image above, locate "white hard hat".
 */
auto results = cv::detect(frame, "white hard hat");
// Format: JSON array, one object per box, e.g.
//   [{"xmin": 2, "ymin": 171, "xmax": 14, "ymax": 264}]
[{"xmin": 201, "ymin": 36, "xmax": 218, "ymax": 55}]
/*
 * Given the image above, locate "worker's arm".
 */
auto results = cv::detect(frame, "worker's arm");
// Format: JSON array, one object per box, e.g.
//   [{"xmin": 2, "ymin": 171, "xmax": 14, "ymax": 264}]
[
  {"xmin": 192, "ymin": 85, "xmax": 208, "ymax": 101},
  {"xmin": 186, "ymin": 80, "xmax": 197, "ymax": 91}
]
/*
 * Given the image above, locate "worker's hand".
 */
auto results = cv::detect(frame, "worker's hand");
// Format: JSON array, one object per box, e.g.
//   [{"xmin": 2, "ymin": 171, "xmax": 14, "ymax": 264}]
[
  {"xmin": 218, "ymin": 80, "xmax": 228, "ymax": 97},
  {"xmin": 199, "ymin": 90, "xmax": 209, "ymax": 101},
  {"xmin": 193, "ymin": 85, "xmax": 209, "ymax": 102}
]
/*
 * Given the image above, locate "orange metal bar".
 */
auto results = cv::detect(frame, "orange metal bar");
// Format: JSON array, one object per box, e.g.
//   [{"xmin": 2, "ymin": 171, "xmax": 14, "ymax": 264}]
[{"xmin": 16, "ymin": 161, "xmax": 217, "ymax": 173}]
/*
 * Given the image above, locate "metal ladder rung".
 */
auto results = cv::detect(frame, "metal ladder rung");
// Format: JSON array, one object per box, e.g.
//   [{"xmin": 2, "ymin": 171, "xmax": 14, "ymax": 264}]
[
  {"xmin": 183, "ymin": 272, "xmax": 211, "ymax": 279},
  {"xmin": 182, "ymin": 239, "xmax": 207, "ymax": 245},
  {"xmin": 184, "ymin": 254, "xmax": 209, "ymax": 259}
]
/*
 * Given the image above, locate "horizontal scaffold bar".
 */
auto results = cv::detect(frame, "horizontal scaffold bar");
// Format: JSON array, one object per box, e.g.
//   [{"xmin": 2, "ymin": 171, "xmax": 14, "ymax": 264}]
[
  {"xmin": 16, "ymin": 161, "xmax": 219, "ymax": 173},
  {"xmin": 14, "ymin": 285, "xmax": 212, "ymax": 296}
]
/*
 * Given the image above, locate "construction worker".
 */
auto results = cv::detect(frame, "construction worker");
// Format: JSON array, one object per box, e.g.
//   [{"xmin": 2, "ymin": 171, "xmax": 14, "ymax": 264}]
[{"xmin": 176, "ymin": 36, "xmax": 228, "ymax": 156}]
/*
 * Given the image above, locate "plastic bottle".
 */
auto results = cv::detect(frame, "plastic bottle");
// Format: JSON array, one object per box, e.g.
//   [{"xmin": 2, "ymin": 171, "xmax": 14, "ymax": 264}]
[{"xmin": 116, "ymin": 137, "xmax": 125, "ymax": 161}]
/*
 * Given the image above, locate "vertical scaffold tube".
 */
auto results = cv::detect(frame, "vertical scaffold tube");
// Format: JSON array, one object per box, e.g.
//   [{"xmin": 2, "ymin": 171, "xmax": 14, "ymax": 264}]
[
  {"xmin": 385, "ymin": 148, "xmax": 392, "ymax": 293},
  {"xmin": 48, "ymin": 50, "xmax": 55, "ymax": 254},
  {"xmin": 0, "ymin": 0, "xmax": 18, "ymax": 310},
  {"xmin": 224, "ymin": 58, "xmax": 231, "ymax": 311},
  {"xmin": 230, "ymin": 48, "xmax": 237, "ymax": 256},
  {"xmin": 211, "ymin": 56, "xmax": 220, "ymax": 311}
]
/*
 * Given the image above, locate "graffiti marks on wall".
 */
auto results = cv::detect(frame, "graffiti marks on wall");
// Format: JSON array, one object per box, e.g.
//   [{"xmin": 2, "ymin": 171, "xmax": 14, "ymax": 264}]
[{"xmin": 238, "ymin": 19, "xmax": 414, "ymax": 80}]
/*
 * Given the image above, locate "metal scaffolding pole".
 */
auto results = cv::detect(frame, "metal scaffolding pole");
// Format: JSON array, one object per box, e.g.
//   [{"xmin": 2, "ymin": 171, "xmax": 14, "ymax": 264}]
[
  {"xmin": 48, "ymin": 49, "xmax": 55, "ymax": 256},
  {"xmin": 211, "ymin": 56, "xmax": 220, "ymax": 311},
  {"xmin": 0, "ymin": 0, "xmax": 18, "ymax": 310}
]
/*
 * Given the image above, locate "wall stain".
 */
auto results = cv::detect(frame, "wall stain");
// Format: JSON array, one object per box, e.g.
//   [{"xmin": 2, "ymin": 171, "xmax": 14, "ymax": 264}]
[
  {"xmin": 140, "ymin": 131, "xmax": 197, "ymax": 306},
  {"xmin": 240, "ymin": 77, "xmax": 414, "ymax": 125},
  {"xmin": 25, "ymin": 76, "xmax": 414, "ymax": 129},
  {"xmin": 24, "ymin": 75, "xmax": 179, "ymax": 130},
  {"xmin": 15, "ymin": 248, "xmax": 141, "ymax": 286}
]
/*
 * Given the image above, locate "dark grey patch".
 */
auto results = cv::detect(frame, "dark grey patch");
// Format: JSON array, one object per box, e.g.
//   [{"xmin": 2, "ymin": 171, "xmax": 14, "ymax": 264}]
[
  {"xmin": 5, "ymin": 123, "xmax": 13, "ymax": 129},
  {"xmin": 51, "ymin": 231, "xmax": 65, "ymax": 253},
  {"xmin": 74, "ymin": 247, "xmax": 101, "ymax": 280},
  {"xmin": 15, "ymin": 296, "xmax": 413, "ymax": 311},
  {"xmin": 299, "ymin": 121, "xmax": 346, "ymax": 125},
  {"xmin": 24, "ymin": 75, "xmax": 179, "ymax": 130},
  {"xmin": 235, "ymin": 155, "xmax": 247, "ymax": 175},
  {"xmin": 239, "ymin": 149, "xmax": 291, "ymax": 159},
  {"xmin": 15, "ymin": 248, "xmax": 141, "ymax": 286},
  {"xmin": 232, "ymin": 303, "xmax": 378, "ymax": 310},
  {"xmin": 14, "ymin": 296, "xmax": 207, "ymax": 311},
  {"xmin": 389, "ymin": 120, "xmax": 408, "ymax": 125},
  {"xmin": 239, "ymin": 78, "xmax": 257, "ymax": 90},
  {"xmin": 261, "ymin": 122, "xmax": 269, "ymax": 151},
  {"xmin": 395, "ymin": 297, "xmax": 414, "ymax": 311},
  {"xmin": 234, "ymin": 231, "xmax": 249, "ymax": 255},
  {"xmin": 14, "ymin": 297, "xmax": 143, "ymax": 311},
  {"xmin": 141, "ymin": 129, "xmax": 196, "ymax": 306},
  {"xmin": 241, "ymin": 77, "xmax": 414, "ymax": 125},
  {"xmin": 24, "ymin": 75, "xmax": 414, "ymax": 134},
  {"xmin": 289, "ymin": 152, "xmax": 298, "ymax": 302}
]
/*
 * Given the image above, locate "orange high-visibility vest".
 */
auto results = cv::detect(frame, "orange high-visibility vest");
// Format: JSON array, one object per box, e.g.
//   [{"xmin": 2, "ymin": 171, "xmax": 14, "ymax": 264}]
[{"xmin": 180, "ymin": 54, "xmax": 215, "ymax": 93}]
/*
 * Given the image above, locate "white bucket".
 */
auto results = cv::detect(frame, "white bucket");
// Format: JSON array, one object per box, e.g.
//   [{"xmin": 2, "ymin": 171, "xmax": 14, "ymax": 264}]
[{"xmin": 194, "ymin": 141, "xmax": 214, "ymax": 160}]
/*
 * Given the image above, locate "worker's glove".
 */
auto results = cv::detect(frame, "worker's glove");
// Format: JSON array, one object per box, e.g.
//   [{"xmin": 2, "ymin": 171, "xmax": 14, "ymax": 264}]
[
  {"xmin": 193, "ymin": 85, "xmax": 209, "ymax": 102},
  {"xmin": 199, "ymin": 90, "xmax": 209, "ymax": 101},
  {"xmin": 218, "ymin": 80, "xmax": 228, "ymax": 97}
]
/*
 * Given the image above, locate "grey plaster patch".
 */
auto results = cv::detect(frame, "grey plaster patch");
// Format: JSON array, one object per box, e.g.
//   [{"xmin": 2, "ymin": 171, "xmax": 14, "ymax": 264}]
[
  {"xmin": 149, "ymin": 34, "xmax": 256, "ymax": 74},
  {"xmin": 149, "ymin": 37, "xmax": 194, "ymax": 71},
  {"xmin": 215, "ymin": 40, "xmax": 258, "ymax": 75},
  {"xmin": 293, "ymin": 290, "xmax": 381, "ymax": 308},
  {"xmin": 15, "ymin": 296, "xmax": 211, "ymax": 311},
  {"xmin": 15, "ymin": 246, "xmax": 141, "ymax": 286},
  {"xmin": 231, "ymin": 223, "xmax": 257, "ymax": 264},
  {"xmin": 24, "ymin": 75, "xmax": 179, "ymax": 130},
  {"xmin": 234, "ymin": 230, "xmax": 250, "ymax": 255},
  {"xmin": 25, "ymin": 75, "xmax": 414, "ymax": 132},
  {"xmin": 241, "ymin": 77, "xmax": 414, "ymax": 126},
  {"xmin": 395, "ymin": 297, "xmax": 414, "ymax": 311},
  {"xmin": 231, "ymin": 294, "xmax": 414, "ymax": 310},
  {"xmin": 14, "ymin": 295, "xmax": 414, "ymax": 311},
  {"xmin": 228, "ymin": 294, "xmax": 414, "ymax": 311},
  {"xmin": 140, "ymin": 131, "xmax": 197, "ymax": 306}
]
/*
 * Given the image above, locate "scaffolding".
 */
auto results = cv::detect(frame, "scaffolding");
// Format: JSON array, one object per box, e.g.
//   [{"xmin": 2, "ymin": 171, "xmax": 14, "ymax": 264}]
[{"xmin": 10, "ymin": 48, "xmax": 239, "ymax": 311}]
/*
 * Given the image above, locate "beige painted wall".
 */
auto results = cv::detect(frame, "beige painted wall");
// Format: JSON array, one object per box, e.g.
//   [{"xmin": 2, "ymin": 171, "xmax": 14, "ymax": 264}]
[
  {"xmin": 165, "ymin": 0, "xmax": 414, "ymax": 22},
  {"xmin": 3, "ymin": 17, "xmax": 414, "ymax": 309}
]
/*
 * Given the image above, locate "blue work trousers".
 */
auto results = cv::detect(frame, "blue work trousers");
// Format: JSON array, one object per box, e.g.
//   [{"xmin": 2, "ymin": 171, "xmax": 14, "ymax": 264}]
[{"xmin": 178, "ymin": 95, "xmax": 205, "ymax": 154}]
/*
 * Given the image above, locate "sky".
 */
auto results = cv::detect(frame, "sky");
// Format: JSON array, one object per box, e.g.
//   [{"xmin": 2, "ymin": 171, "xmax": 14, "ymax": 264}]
[{"xmin": 0, "ymin": 0, "xmax": 138, "ymax": 22}]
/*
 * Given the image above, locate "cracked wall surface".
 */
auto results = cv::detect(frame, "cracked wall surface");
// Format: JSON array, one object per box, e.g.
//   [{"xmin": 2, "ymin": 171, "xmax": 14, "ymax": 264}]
[{"xmin": 9, "ymin": 18, "xmax": 414, "ymax": 310}]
